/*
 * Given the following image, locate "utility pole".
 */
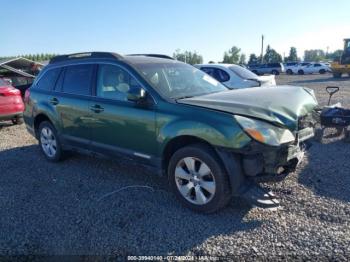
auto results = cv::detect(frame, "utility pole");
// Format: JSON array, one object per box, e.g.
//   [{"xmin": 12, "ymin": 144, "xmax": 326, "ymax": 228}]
[{"xmin": 261, "ymin": 35, "xmax": 264, "ymax": 64}]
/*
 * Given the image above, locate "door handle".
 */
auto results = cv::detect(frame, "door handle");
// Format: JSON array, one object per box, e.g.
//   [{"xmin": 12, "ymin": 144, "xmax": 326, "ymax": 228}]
[
  {"xmin": 90, "ymin": 104, "xmax": 104, "ymax": 113},
  {"xmin": 49, "ymin": 97, "xmax": 59, "ymax": 105}
]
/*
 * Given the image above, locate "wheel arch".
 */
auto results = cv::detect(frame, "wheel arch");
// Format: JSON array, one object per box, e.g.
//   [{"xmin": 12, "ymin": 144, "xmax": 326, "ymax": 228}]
[
  {"xmin": 162, "ymin": 135, "xmax": 248, "ymax": 197},
  {"xmin": 162, "ymin": 135, "xmax": 216, "ymax": 173},
  {"xmin": 158, "ymin": 117, "xmax": 251, "ymax": 172},
  {"xmin": 33, "ymin": 113, "xmax": 55, "ymax": 138}
]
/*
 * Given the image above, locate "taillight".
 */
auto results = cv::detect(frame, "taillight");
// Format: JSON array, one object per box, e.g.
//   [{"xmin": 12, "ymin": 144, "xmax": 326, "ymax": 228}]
[
  {"xmin": 24, "ymin": 88, "xmax": 31, "ymax": 103},
  {"xmin": 0, "ymin": 88, "xmax": 20, "ymax": 96}
]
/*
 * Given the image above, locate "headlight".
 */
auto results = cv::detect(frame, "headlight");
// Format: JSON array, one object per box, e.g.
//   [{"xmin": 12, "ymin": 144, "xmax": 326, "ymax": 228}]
[{"xmin": 234, "ymin": 115, "xmax": 295, "ymax": 146}]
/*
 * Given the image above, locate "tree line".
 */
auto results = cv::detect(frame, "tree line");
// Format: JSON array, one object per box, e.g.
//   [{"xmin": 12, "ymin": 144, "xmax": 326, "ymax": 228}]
[
  {"xmin": 1, "ymin": 47, "xmax": 343, "ymax": 65},
  {"xmin": 173, "ymin": 46, "xmax": 343, "ymax": 65},
  {"xmin": 0, "ymin": 54, "xmax": 58, "ymax": 62}
]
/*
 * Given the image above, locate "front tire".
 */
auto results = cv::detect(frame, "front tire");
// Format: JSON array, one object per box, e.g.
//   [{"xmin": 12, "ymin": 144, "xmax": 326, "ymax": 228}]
[
  {"xmin": 314, "ymin": 128, "xmax": 324, "ymax": 143},
  {"xmin": 298, "ymin": 69, "xmax": 304, "ymax": 75},
  {"xmin": 345, "ymin": 129, "xmax": 350, "ymax": 143},
  {"xmin": 38, "ymin": 121, "xmax": 64, "ymax": 162},
  {"xmin": 319, "ymin": 69, "xmax": 326, "ymax": 74},
  {"xmin": 286, "ymin": 69, "xmax": 293, "ymax": 75},
  {"xmin": 168, "ymin": 144, "xmax": 231, "ymax": 213},
  {"xmin": 333, "ymin": 72, "xmax": 342, "ymax": 78},
  {"xmin": 271, "ymin": 70, "xmax": 279, "ymax": 75}
]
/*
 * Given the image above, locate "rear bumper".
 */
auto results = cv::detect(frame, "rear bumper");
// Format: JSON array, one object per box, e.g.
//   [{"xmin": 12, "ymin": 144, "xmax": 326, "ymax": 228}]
[
  {"xmin": 0, "ymin": 112, "xmax": 23, "ymax": 121},
  {"xmin": 0, "ymin": 101, "xmax": 24, "ymax": 119}
]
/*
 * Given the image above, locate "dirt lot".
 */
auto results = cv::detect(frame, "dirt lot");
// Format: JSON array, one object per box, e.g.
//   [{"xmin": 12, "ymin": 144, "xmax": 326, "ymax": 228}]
[{"xmin": 0, "ymin": 73, "xmax": 349, "ymax": 259}]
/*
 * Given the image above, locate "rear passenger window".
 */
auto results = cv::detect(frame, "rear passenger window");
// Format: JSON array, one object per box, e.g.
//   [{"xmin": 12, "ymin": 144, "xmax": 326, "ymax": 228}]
[
  {"xmin": 62, "ymin": 64, "xmax": 94, "ymax": 95},
  {"xmin": 36, "ymin": 68, "xmax": 61, "ymax": 90}
]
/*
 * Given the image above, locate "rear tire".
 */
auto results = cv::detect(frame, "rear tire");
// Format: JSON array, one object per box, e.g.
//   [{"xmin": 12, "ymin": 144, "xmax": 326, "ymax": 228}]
[
  {"xmin": 168, "ymin": 144, "xmax": 231, "ymax": 213},
  {"xmin": 38, "ymin": 121, "xmax": 65, "ymax": 162},
  {"xmin": 286, "ymin": 69, "xmax": 293, "ymax": 75},
  {"xmin": 11, "ymin": 116, "xmax": 23, "ymax": 125},
  {"xmin": 298, "ymin": 70, "xmax": 304, "ymax": 75},
  {"xmin": 271, "ymin": 70, "xmax": 279, "ymax": 75},
  {"xmin": 319, "ymin": 69, "xmax": 326, "ymax": 74}
]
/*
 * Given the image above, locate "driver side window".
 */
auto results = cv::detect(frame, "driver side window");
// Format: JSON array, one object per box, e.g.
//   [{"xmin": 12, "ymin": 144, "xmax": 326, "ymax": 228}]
[{"xmin": 96, "ymin": 64, "xmax": 141, "ymax": 101}]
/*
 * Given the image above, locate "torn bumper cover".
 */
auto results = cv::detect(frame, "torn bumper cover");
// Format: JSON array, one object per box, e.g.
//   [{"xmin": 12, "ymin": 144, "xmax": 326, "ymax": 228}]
[
  {"xmin": 219, "ymin": 127, "xmax": 314, "ymax": 184},
  {"xmin": 240, "ymin": 141, "xmax": 308, "ymax": 183}
]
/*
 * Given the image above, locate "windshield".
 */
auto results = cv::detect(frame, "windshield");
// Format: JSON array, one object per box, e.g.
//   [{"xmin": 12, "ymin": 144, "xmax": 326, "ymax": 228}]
[
  {"xmin": 133, "ymin": 62, "xmax": 228, "ymax": 99},
  {"xmin": 229, "ymin": 65, "xmax": 258, "ymax": 79}
]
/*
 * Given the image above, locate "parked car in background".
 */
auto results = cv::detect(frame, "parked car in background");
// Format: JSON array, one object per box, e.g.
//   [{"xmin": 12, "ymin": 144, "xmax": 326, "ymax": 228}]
[
  {"xmin": 248, "ymin": 63, "xmax": 285, "ymax": 75},
  {"xmin": 284, "ymin": 62, "xmax": 313, "ymax": 75},
  {"xmin": 194, "ymin": 64, "xmax": 276, "ymax": 89},
  {"xmin": 299, "ymin": 62, "xmax": 311, "ymax": 67},
  {"xmin": 292, "ymin": 62, "xmax": 331, "ymax": 75},
  {"xmin": 284, "ymin": 62, "xmax": 299, "ymax": 75},
  {"xmin": 24, "ymin": 52, "xmax": 318, "ymax": 212},
  {"xmin": 0, "ymin": 78, "xmax": 24, "ymax": 124},
  {"xmin": 10, "ymin": 76, "xmax": 35, "ymax": 97}
]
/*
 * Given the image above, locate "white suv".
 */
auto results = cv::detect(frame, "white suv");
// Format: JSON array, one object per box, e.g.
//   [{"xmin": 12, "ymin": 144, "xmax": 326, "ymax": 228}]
[
  {"xmin": 194, "ymin": 64, "xmax": 276, "ymax": 89},
  {"xmin": 292, "ymin": 63, "xmax": 330, "ymax": 75}
]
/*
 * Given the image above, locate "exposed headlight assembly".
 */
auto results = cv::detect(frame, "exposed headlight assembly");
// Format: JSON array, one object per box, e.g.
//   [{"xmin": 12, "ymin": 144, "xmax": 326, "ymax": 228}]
[{"xmin": 234, "ymin": 115, "xmax": 295, "ymax": 146}]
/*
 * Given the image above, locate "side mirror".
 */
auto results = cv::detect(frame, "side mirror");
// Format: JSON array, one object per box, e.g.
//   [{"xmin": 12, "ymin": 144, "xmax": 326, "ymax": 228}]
[{"xmin": 127, "ymin": 88, "xmax": 147, "ymax": 103}]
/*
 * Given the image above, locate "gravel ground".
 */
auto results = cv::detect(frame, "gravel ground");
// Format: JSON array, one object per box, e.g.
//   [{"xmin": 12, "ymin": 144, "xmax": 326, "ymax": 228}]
[{"xmin": 0, "ymin": 73, "xmax": 349, "ymax": 259}]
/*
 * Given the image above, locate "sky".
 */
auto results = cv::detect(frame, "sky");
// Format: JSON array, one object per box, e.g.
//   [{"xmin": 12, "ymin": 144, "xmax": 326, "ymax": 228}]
[{"xmin": 0, "ymin": 0, "xmax": 349, "ymax": 62}]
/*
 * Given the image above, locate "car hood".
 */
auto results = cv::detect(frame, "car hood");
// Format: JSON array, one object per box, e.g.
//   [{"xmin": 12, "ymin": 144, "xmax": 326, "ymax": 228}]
[{"xmin": 178, "ymin": 85, "xmax": 318, "ymax": 130}]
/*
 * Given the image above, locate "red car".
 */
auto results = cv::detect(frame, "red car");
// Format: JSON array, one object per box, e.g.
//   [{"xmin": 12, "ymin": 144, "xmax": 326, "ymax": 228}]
[{"xmin": 0, "ymin": 78, "xmax": 25, "ymax": 124}]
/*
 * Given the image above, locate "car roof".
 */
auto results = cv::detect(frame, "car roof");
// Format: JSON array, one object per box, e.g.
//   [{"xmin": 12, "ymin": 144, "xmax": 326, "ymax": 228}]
[
  {"xmin": 47, "ymin": 52, "xmax": 182, "ymax": 68},
  {"xmin": 123, "ymin": 55, "xmax": 180, "ymax": 65},
  {"xmin": 126, "ymin": 54, "xmax": 174, "ymax": 60}
]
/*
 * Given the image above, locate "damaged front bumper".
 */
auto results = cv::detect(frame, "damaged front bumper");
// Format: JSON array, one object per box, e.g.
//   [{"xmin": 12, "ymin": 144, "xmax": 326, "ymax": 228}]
[
  {"xmin": 215, "ymin": 127, "xmax": 314, "ymax": 209},
  {"xmin": 219, "ymin": 126, "xmax": 314, "ymax": 184},
  {"xmin": 240, "ymin": 140, "xmax": 308, "ymax": 183}
]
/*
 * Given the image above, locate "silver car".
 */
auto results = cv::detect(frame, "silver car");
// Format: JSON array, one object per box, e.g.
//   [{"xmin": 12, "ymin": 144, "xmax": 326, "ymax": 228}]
[{"xmin": 248, "ymin": 63, "xmax": 285, "ymax": 75}]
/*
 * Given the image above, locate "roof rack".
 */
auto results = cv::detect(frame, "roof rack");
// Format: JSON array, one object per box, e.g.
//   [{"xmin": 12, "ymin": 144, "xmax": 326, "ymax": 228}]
[
  {"xmin": 49, "ymin": 52, "xmax": 123, "ymax": 64},
  {"xmin": 127, "ymin": 54, "xmax": 174, "ymax": 60}
]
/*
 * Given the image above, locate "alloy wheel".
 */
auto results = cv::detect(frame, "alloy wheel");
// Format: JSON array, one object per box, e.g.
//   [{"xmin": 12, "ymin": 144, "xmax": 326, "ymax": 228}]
[
  {"xmin": 174, "ymin": 157, "xmax": 216, "ymax": 205},
  {"xmin": 40, "ymin": 127, "xmax": 57, "ymax": 158}
]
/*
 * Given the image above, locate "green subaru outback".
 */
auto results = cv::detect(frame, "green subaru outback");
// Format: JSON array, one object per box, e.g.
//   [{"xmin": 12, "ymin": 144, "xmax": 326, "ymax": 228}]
[{"xmin": 24, "ymin": 52, "xmax": 318, "ymax": 213}]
